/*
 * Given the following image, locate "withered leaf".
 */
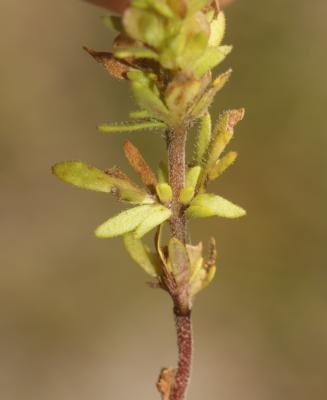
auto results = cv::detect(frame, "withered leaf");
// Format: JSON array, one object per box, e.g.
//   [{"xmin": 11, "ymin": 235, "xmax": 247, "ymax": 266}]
[
  {"xmin": 157, "ymin": 368, "xmax": 176, "ymax": 400},
  {"xmin": 124, "ymin": 140, "xmax": 158, "ymax": 190},
  {"xmin": 104, "ymin": 166, "xmax": 152, "ymax": 202},
  {"xmin": 204, "ymin": 237, "xmax": 217, "ymax": 269},
  {"xmin": 83, "ymin": 46, "xmax": 130, "ymax": 79}
]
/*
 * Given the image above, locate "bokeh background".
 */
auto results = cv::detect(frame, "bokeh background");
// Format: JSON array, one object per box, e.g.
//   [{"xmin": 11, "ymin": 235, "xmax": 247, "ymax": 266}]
[{"xmin": 1, "ymin": 1, "xmax": 326, "ymax": 399}]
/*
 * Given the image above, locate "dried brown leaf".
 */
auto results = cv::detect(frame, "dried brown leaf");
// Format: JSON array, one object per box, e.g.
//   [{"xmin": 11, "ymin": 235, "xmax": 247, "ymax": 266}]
[
  {"xmin": 83, "ymin": 46, "xmax": 130, "ymax": 79},
  {"xmin": 204, "ymin": 237, "xmax": 217, "ymax": 269},
  {"xmin": 157, "ymin": 368, "xmax": 176, "ymax": 400},
  {"xmin": 124, "ymin": 140, "xmax": 158, "ymax": 190},
  {"xmin": 105, "ymin": 166, "xmax": 131, "ymax": 181}
]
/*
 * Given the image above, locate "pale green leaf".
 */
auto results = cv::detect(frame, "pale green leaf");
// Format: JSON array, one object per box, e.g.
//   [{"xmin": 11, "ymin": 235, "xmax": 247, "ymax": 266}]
[
  {"xmin": 209, "ymin": 12, "xmax": 226, "ymax": 47},
  {"xmin": 156, "ymin": 183, "xmax": 173, "ymax": 203},
  {"xmin": 193, "ymin": 45, "xmax": 232, "ymax": 78},
  {"xmin": 190, "ymin": 265, "xmax": 216, "ymax": 296},
  {"xmin": 212, "ymin": 68, "xmax": 233, "ymax": 91},
  {"xmin": 95, "ymin": 205, "xmax": 152, "ymax": 238},
  {"xmin": 178, "ymin": 12, "xmax": 210, "ymax": 70},
  {"xmin": 186, "ymin": 242, "xmax": 203, "ymax": 272},
  {"xmin": 101, "ymin": 16, "xmax": 123, "ymax": 32},
  {"xmin": 179, "ymin": 31, "xmax": 209, "ymax": 70},
  {"xmin": 52, "ymin": 161, "xmax": 153, "ymax": 204},
  {"xmin": 52, "ymin": 161, "xmax": 114, "ymax": 193},
  {"xmin": 206, "ymin": 109, "xmax": 244, "ymax": 170},
  {"xmin": 134, "ymin": 205, "xmax": 171, "ymax": 238},
  {"xmin": 165, "ymin": 78, "xmax": 201, "ymax": 117},
  {"xmin": 129, "ymin": 110, "xmax": 150, "ymax": 119},
  {"xmin": 179, "ymin": 187, "xmax": 195, "ymax": 205},
  {"xmin": 187, "ymin": 0, "xmax": 211, "ymax": 15},
  {"xmin": 123, "ymin": 233, "xmax": 159, "ymax": 277},
  {"xmin": 127, "ymin": 69, "xmax": 153, "ymax": 86},
  {"xmin": 168, "ymin": 238, "xmax": 190, "ymax": 283},
  {"xmin": 208, "ymin": 151, "xmax": 238, "ymax": 181},
  {"xmin": 131, "ymin": 82, "xmax": 170, "ymax": 121},
  {"xmin": 187, "ymin": 193, "xmax": 246, "ymax": 219},
  {"xmin": 191, "ymin": 69, "xmax": 232, "ymax": 118},
  {"xmin": 123, "ymin": 8, "xmax": 166, "ymax": 49},
  {"xmin": 98, "ymin": 120, "xmax": 166, "ymax": 133},
  {"xmin": 155, "ymin": 223, "xmax": 167, "ymax": 267},
  {"xmin": 151, "ymin": 0, "xmax": 175, "ymax": 18},
  {"xmin": 157, "ymin": 161, "xmax": 169, "ymax": 184},
  {"xmin": 195, "ymin": 113, "xmax": 212, "ymax": 164},
  {"xmin": 115, "ymin": 47, "xmax": 159, "ymax": 60},
  {"xmin": 186, "ymin": 166, "xmax": 202, "ymax": 189},
  {"xmin": 131, "ymin": 0, "xmax": 148, "ymax": 8}
]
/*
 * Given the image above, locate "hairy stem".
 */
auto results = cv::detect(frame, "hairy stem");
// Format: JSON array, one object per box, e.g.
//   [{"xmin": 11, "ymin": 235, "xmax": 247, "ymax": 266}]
[
  {"xmin": 166, "ymin": 126, "xmax": 193, "ymax": 400},
  {"xmin": 167, "ymin": 127, "xmax": 187, "ymax": 244},
  {"xmin": 170, "ymin": 310, "xmax": 193, "ymax": 400}
]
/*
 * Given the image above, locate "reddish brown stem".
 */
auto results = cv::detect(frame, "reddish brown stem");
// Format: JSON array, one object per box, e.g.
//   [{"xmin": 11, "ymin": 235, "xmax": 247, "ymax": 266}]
[
  {"xmin": 166, "ymin": 126, "xmax": 193, "ymax": 400},
  {"xmin": 169, "ymin": 310, "xmax": 193, "ymax": 400},
  {"xmin": 167, "ymin": 127, "xmax": 187, "ymax": 244}
]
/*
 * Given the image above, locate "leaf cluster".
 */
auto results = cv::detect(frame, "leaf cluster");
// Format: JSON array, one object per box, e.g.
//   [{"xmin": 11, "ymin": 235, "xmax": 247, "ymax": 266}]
[{"xmin": 53, "ymin": 0, "xmax": 246, "ymax": 303}]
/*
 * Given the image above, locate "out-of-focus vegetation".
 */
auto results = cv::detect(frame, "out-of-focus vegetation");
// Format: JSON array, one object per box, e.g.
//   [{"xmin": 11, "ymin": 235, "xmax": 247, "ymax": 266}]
[{"xmin": 0, "ymin": 1, "xmax": 326, "ymax": 399}]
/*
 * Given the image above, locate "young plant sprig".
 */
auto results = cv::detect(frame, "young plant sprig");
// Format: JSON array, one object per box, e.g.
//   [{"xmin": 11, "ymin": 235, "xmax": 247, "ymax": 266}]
[{"xmin": 52, "ymin": 1, "xmax": 245, "ymax": 399}]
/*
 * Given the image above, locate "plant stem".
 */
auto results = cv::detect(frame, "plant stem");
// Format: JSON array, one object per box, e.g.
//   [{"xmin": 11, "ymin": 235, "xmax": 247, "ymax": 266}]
[
  {"xmin": 170, "ymin": 309, "xmax": 193, "ymax": 400},
  {"xmin": 167, "ymin": 126, "xmax": 193, "ymax": 400},
  {"xmin": 167, "ymin": 126, "xmax": 187, "ymax": 244}
]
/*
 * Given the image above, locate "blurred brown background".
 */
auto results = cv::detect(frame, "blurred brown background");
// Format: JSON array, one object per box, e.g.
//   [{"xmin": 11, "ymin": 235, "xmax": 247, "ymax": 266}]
[{"xmin": 1, "ymin": 1, "xmax": 326, "ymax": 399}]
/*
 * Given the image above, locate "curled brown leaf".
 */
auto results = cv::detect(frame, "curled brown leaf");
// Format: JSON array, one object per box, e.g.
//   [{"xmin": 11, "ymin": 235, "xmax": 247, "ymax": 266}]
[
  {"xmin": 83, "ymin": 46, "xmax": 130, "ymax": 79},
  {"xmin": 124, "ymin": 140, "xmax": 158, "ymax": 190}
]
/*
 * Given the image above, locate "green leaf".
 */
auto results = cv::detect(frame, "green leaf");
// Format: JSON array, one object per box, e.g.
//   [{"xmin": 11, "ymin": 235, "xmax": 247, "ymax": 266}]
[
  {"xmin": 167, "ymin": 0, "xmax": 187, "ymax": 17},
  {"xmin": 98, "ymin": 120, "xmax": 166, "ymax": 133},
  {"xmin": 212, "ymin": 68, "xmax": 233, "ymax": 91},
  {"xmin": 191, "ymin": 69, "xmax": 232, "ymax": 118},
  {"xmin": 52, "ymin": 161, "xmax": 114, "ymax": 193},
  {"xmin": 186, "ymin": 242, "xmax": 203, "ymax": 273},
  {"xmin": 193, "ymin": 45, "xmax": 232, "ymax": 78},
  {"xmin": 134, "ymin": 204, "xmax": 171, "ymax": 238},
  {"xmin": 155, "ymin": 223, "xmax": 167, "ymax": 267},
  {"xmin": 95, "ymin": 205, "xmax": 153, "ymax": 238},
  {"xmin": 178, "ymin": 12, "xmax": 210, "ymax": 70},
  {"xmin": 209, "ymin": 12, "xmax": 226, "ymax": 47},
  {"xmin": 156, "ymin": 183, "xmax": 173, "ymax": 203},
  {"xmin": 179, "ymin": 187, "xmax": 195, "ymax": 205},
  {"xmin": 165, "ymin": 77, "xmax": 201, "ymax": 118},
  {"xmin": 101, "ymin": 15, "xmax": 123, "ymax": 32},
  {"xmin": 206, "ymin": 109, "xmax": 244, "ymax": 171},
  {"xmin": 131, "ymin": 0, "xmax": 148, "ymax": 8},
  {"xmin": 190, "ymin": 264, "xmax": 216, "ymax": 296},
  {"xmin": 208, "ymin": 151, "xmax": 238, "ymax": 181},
  {"xmin": 123, "ymin": 8, "xmax": 166, "ymax": 49},
  {"xmin": 123, "ymin": 233, "xmax": 159, "ymax": 277},
  {"xmin": 157, "ymin": 161, "xmax": 169, "ymax": 184},
  {"xmin": 186, "ymin": 166, "xmax": 202, "ymax": 189},
  {"xmin": 115, "ymin": 47, "xmax": 159, "ymax": 60},
  {"xmin": 168, "ymin": 238, "xmax": 190, "ymax": 283},
  {"xmin": 194, "ymin": 113, "xmax": 212, "ymax": 164},
  {"xmin": 179, "ymin": 31, "xmax": 209, "ymax": 70},
  {"xmin": 52, "ymin": 161, "xmax": 153, "ymax": 204},
  {"xmin": 187, "ymin": 0, "xmax": 211, "ymax": 15},
  {"xmin": 186, "ymin": 193, "xmax": 246, "ymax": 219},
  {"xmin": 131, "ymin": 82, "xmax": 170, "ymax": 121},
  {"xmin": 129, "ymin": 110, "xmax": 151, "ymax": 119},
  {"xmin": 151, "ymin": 0, "xmax": 175, "ymax": 18},
  {"xmin": 127, "ymin": 69, "xmax": 153, "ymax": 86}
]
